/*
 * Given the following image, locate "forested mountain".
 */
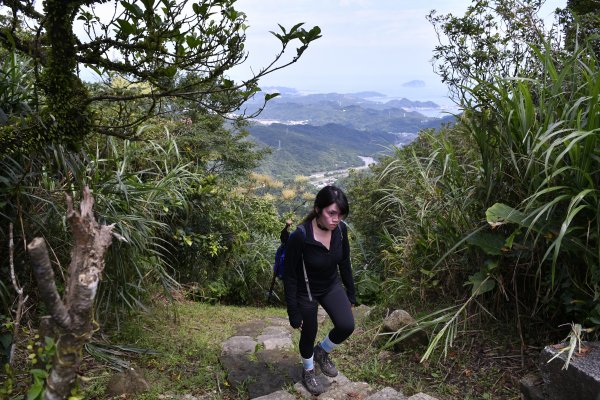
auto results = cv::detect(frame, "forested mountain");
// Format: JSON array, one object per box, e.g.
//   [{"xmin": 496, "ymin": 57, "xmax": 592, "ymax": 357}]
[
  {"xmin": 250, "ymin": 123, "xmax": 402, "ymax": 178},
  {"xmin": 243, "ymin": 88, "xmax": 449, "ymax": 129},
  {"xmin": 244, "ymin": 89, "xmax": 455, "ymax": 177}
]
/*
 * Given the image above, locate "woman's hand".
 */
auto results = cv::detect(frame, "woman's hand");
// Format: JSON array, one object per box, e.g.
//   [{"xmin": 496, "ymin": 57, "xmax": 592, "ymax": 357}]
[{"xmin": 289, "ymin": 314, "xmax": 303, "ymax": 330}]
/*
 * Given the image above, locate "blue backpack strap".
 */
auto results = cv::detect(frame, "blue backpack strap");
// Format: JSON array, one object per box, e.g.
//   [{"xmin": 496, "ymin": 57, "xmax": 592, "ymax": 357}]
[{"xmin": 297, "ymin": 224, "xmax": 306, "ymax": 237}]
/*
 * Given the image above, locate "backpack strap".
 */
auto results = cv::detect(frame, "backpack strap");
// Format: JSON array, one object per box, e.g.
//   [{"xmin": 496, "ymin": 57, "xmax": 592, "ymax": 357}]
[{"xmin": 297, "ymin": 225, "xmax": 313, "ymax": 302}]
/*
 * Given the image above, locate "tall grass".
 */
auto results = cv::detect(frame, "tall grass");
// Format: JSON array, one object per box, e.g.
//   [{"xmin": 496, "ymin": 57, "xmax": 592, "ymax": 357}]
[
  {"xmin": 351, "ymin": 126, "xmax": 485, "ymax": 303},
  {"xmin": 0, "ymin": 49, "xmax": 35, "ymax": 123},
  {"xmin": 0, "ymin": 135, "xmax": 212, "ymax": 323},
  {"xmin": 348, "ymin": 39, "xmax": 600, "ymax": 360},
  {"xmin": 86, "ymin": 137, "xmax": 202, "ymax": 319},
  {"xmin": 462, "ymin": 41, "xmax": 600, "ymax": 325}
]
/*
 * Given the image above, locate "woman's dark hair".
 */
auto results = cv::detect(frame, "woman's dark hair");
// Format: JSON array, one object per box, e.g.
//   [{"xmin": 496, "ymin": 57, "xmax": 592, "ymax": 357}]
[{"xmin": 302, "ymin": 185, "xmax": 349, "ymax": 222}]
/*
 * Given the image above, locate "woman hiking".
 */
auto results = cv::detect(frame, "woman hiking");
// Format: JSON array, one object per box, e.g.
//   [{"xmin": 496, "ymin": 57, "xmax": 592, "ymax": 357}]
[{"xmin": 283, "ymin": 185, "xmax": 356, "ymax": 395}]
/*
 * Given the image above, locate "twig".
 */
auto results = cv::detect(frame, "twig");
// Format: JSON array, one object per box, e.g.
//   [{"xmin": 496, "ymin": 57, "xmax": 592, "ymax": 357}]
[
  {"xmin": 513, "ymin": 259, "xmax": 526, "ymax": 368},
  {"xmin": 8, "ymin": 222, "xmax": 28, "ymax": 366},
  {"xmin": 44, "ymin": 235, "xmax": 66, "ymax": 283},
  {"xmin": 491, "ymin": 355, "xmax": 523, "ymax": 359},
  {"xmin": 8, "ymin": 224, "xmax": 20, "ymax": 296}
]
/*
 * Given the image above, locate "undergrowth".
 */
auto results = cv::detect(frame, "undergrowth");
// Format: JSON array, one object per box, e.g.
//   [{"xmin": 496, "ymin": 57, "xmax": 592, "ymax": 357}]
[
  {"xmin": 80, "ymin": 301, "xmax": 287, "ymax": 399},
  {"xmin": 339, "ymin": 307, "xmax": 543, "ymax": 400},
  {"xmin": 75, "ymin": 299, "xmax": 555, "ymax": 400}
]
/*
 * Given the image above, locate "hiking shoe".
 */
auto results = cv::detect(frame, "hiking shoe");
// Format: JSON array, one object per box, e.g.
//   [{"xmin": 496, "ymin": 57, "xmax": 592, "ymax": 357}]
[
  {"xmin": 314, "ymin": 342, "xmax": 338, "ymax": 377},
  {"xmin": 302, "ymin": 368, "xmax": 325, "ymax": 395}
]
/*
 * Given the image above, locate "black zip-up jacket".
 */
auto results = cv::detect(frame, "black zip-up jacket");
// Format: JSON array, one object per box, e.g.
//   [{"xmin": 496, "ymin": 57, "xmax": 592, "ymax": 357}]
[{"xmin": 283, "ymin": 220, "xmax": 356, "ymax": 328}]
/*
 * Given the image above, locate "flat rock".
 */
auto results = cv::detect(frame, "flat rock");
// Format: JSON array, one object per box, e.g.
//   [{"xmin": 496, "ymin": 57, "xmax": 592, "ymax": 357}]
[
  {"xmin": 220, "ymin": 352, "xmax": 294, "ymax": 399},
  {"xmin": 257, "ymin": 325, "xmax": 293, "ymax": 351},
  {"xmin": 222, "ymin": 317, "xmax": 427, "ymax": 400},
  {"xmin": 262, "ymin": 326, "xmax": 292, "ymax": 335},
  {"xmin": 235, "ymin": 320, "xmax": 268, "ymax": 337},
  {"xmin": 251, "ymin": 390, "xmax": 297, "ymax": 400},
  {"xmin": 256, "ymin": 349, "xmax": 300, "ymax": 382},
  {"xmin": 260, "ymin": 336, "xmax": 294, "ymax": 350},
  {"xmin": 266, "ymin": 317, "xmax": 290, "ymax": 327},
  {"xmin": 219, "ymin": 354, "xmax": 256, "ymax": 387},
  {"xmin": 320, "ymin": 381, "xmax": 371, "ymax": 400},
  {"xmin": 365, "ymin": 387, "xmax": 408, "ymax": 400},
  {"xmin": 540, "ymin": 342, "xmax": 600, "ymax": 400},
  {"xmin": 221, "ymin": 336, "xmax": 257, "ymax": 355},
  {"xmin": 407, "ymin": 393, "xmax": 439, "ymax": 400}
]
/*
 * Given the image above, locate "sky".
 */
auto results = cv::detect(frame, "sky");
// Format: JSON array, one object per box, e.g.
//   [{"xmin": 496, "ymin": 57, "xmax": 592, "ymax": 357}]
[{"xmin": 227, "ymin": 0, "xmax": 566, "ymax": 104}]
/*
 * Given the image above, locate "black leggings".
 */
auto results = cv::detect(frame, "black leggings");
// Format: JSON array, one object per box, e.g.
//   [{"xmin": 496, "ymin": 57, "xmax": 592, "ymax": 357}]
[{"xmin": 297, "ymin": 283, "xmax": 355, "ymax": 359}]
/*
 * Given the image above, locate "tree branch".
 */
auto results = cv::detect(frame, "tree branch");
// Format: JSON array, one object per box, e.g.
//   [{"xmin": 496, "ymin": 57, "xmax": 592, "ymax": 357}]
[
  {"xmin": 28, "ymin": 187, "xmax": 114, "ymax": 400},
  {"xmin": 28, "ymin": 238, "xmax": 71, "ymax": 330},
  {"xmin": 3, "ymin": 0, "xmax": 44, "ymax": 20}
]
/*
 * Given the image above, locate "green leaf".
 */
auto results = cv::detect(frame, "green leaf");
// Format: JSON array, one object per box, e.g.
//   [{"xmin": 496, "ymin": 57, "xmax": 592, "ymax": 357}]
[
  {"xmin": 467, "ymin": 272, "xmax": 495, "ymax": 296},
  {"xmin": 26, "ymin": 381, "xmax": 43, "ymax": 400},
  {"xmin": 269, "ymin": 31, "xmax": 284, "ymax": 43},
  {"xmin": 29, "ymin": 369, "xmax": 48, "ymax": 379},
  {"xmin": 116, "ymin": 19, "xmax": 136, "ymax": 36},
  {"xmin": 289, "ymin": 22, "xmax": 305, "ymax": 33},
  {"xmin": 141, "ymin": 0, "xmax": 155, "ymax": 11},
  {"xmin": 192, "ymin": 3, "xmax": 208, "ymax": 17},
  {"xmin": 86, "ymin": 64, "xmax": 103, "ymax": 77},
  {"xmin": 186, "ymin": 35, "xmax": 200, "ymax": 49},
  {"xmin": 486, "ymin": 203, "xmax": 527, "ymax": 227},
  {"xmin": 484, "ymin": 259, "xmax": 498, "ymax": 273},
  {"xmin": 264, "ymin": 92, "xmax": 280, "ymax": 101},
  {"xmin": 163, "ymin": 66, "xmax": 177, "ymax": 78},
  {"xmin": 120, "ymin": 1, "xmax": 143, "ymax": 18},
  {"xmin": 466, "ymin": 230, "xmax": 505, "ymax": 255},
  {"xmin": 307, "ymin": 26, "xmax": 322, "ymax": 41}
]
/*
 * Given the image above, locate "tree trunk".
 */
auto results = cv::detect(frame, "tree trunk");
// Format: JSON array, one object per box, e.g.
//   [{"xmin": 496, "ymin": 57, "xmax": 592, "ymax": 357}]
[{"xmin": 28, "ymin": 187, "xmax": 113, "ymax": 400}]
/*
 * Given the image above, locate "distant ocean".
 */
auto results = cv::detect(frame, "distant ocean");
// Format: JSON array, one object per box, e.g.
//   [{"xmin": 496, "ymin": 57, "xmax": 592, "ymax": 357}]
[
  {"xmin": 366, "ymin": 84, "xmax": 461, "ymax": 119},
  {"xmin": 366, "ymin": 94, "xmax": 461, "ymax": 119},
  {"xmin": 269, "ymin": 85, "xmax": 462, "ymax": 119}
]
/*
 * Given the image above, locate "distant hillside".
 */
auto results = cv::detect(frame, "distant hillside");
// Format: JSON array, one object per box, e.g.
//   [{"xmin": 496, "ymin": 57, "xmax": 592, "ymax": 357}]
[
  {"xmin": 240, "ymin": 89, "xmax": 456, "ymax": 180},
  {"xmin": 241, "ymin": 90, "xmax": 452, "ymax": 132},
  {"xmin": 249, "ymin": 123, "xmax": 408, "ymax": 178}
]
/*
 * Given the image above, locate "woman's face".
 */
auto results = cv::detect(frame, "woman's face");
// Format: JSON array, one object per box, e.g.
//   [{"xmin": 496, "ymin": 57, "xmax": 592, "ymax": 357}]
[{"xmin": 316, "ymin": 203, "xmax": 343, "ymax": 231}]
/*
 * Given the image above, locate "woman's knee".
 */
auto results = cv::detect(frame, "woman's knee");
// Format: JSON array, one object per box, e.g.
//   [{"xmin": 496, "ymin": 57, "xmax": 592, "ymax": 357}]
[
  {"xmin": 340, "ymin": 318, "xmax": 355, "ymax": 336},
  {"xmin": 332, "ymin": 317, "xmax": 355, "ymax": 341}
]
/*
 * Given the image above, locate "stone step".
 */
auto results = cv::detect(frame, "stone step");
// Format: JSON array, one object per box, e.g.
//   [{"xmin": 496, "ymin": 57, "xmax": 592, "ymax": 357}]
[
  {"xmin": 365, "ymin": 387, "xmax": 408, "ymax": 400},
  {"xmin": 407, "ymin": 394, "xmax": 439, "ymax": 400},
  {"xmin": 225, "ymin": 317, "xmax": 440, "ymax": 400},
  {"xmin": 252, "ymin": 390, "xmax": 296, "ymax": 400}
]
